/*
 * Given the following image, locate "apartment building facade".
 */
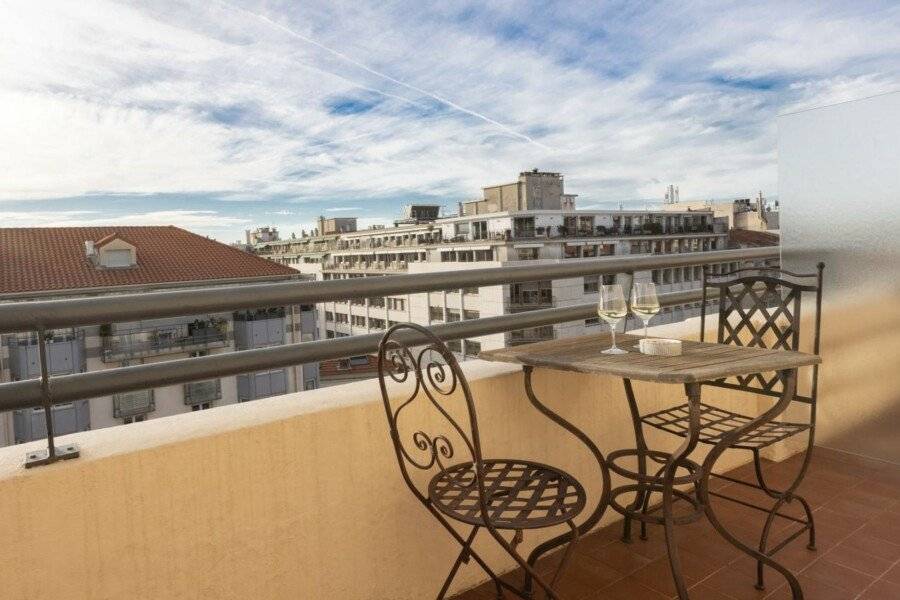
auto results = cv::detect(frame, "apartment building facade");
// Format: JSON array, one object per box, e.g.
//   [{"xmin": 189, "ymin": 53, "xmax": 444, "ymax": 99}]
[
  {"xmin": 253, "ymin": 172, "xmax": 769, "ymax": 382},
  {"xmin": 0, "ymin": 226, "xmax": 319, "ymax": 447}
]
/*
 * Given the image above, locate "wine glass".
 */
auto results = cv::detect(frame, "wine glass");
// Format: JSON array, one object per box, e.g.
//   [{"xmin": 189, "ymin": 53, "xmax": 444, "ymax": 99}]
[
  {"xmin": 598, "ymin": 284, "xmax": 628, "ymax": 354},
  {"xmin": 631, "ymin": 282, "xmax": 660, "ymax": 339}
]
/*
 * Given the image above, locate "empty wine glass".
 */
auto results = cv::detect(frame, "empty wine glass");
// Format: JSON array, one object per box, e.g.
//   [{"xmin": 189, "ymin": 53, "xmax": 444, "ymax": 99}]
[
  {"xmin": 631, "ymin": 282, "xmax": 660, "ymax": 339},
  {"xmin": 598, "ymin": 284, "xmax": 628, "ymax": 354}
]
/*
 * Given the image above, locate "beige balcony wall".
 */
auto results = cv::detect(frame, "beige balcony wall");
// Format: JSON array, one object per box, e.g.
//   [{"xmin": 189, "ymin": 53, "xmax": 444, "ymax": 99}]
[{"xmin": 0, "ymin": 317, "xmax": 798, "ymax": 600}]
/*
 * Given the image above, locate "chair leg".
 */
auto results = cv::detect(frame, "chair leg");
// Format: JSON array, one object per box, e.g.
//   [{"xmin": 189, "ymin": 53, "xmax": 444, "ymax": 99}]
[
  {"xmin": 547, "ymin": 521, "xmax": 581, "ymax": 595},
  {"xmin": 437, "ymin": 526, "xmax": 480, "ymax": 600},
  {"xmin": 751, "ymin": 448, "xmax": 817, "ymax": 591}
]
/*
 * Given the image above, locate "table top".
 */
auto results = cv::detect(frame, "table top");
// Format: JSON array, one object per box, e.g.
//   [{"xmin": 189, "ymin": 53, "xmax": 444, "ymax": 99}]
[{"xmin": 478, "ymin": 333, "xmax": 821, "ymax": 384}]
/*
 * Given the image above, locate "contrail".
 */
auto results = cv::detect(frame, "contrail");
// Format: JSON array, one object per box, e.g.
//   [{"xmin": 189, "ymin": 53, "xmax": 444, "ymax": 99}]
[{"xmin": 213, "ymin": 0, "xmax": 551, "ymax": 150}]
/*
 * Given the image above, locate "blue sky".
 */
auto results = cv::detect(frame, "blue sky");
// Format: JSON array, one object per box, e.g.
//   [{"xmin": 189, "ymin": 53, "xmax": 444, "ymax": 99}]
[{"xmin": 1, "ymin": 0, "xmax": 898, "ymax": 242}]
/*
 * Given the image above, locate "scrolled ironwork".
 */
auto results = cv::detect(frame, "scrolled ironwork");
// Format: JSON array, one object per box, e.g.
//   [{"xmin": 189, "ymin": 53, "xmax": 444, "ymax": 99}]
[{"xmin": 377, "ymin": 324, "xmax": 479, "ymax": 491}]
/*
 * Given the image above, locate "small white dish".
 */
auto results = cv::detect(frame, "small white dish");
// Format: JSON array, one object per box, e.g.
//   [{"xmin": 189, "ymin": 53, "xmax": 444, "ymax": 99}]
[{"xmin": 638, "ymin": 338, "xmax": 683, "ymax": 356}]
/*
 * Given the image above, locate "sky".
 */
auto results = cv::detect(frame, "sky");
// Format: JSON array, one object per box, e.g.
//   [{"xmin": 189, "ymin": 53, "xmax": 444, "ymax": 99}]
[{"xmin": 1, "ymin": 1, "xmax": 898, "ymax": 243}]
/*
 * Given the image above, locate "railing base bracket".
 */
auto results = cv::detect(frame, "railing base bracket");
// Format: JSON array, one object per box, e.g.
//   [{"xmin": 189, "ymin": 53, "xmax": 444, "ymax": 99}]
[{"xmin": 24, "ymin": 445, "xmax": 80, "ymax": 469}]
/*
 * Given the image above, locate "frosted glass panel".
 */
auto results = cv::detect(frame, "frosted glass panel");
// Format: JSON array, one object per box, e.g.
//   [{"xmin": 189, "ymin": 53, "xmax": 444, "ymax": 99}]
[{"xmin": 779, "ymin": 92, "xmax": 900, "ymax": 294}]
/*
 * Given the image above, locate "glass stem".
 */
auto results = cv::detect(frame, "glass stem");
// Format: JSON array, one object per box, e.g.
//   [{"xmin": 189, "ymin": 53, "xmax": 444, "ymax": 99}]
[
  {"xmin": 611, "ymin": 324, "xmax": 618, "ymax": 349},
  {"xmin": 644, "ymin": 319, "xmax": 649, "ymax": 338}
]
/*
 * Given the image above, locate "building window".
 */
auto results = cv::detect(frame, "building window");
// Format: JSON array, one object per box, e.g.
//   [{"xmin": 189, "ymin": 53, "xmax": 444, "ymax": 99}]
[
  {"xmin": 446, "ymin": 309, "xmax": 461, "ymax": 322},
  {"xmin": 304, "ymin": 379, "xmax": 318, "ymax": 391},
  {"xmin": 113, "ymin": 389, "xmax": 155, "ymax": 420},
  {"xmin": 123, "ymin": 414, "xmax": 146, "ymax": 424},
  {"xmin": 463, "ymin": 310, "xmax": 480, "ymax": 320},
  {"xmin": 513, "ymin": 217, "xmax": 535, "ymax": 238},
  {"xmin": 446, "ymin": 339, "xmax": 462, "ymax": 353},
  {"xmin": 564, "ymin": 245, "xmax": 580, "ymax": 259},
  {"xmin": 463, "ymin": 286, "xmax": 478, "ymax": 295},
  {"xmin": 585, "ymin": 317, "xmax": 600, "ymax": 326},
  {"xmin": 369, "ymin": 297, "xmax": 385, "ymax": 308},
  {"xmin": 584, "ymin": 275, "xmax": 599, "ymax": 294},
  {"xmin": 191, "ymin": 403, "xmax": 211, "ymax": 411},
  {"xmin": 237, "ymin": 369, "xmax": 287, "ymax": 401},
  {"xmin": 429, "ymin": 306, "xmax": 444, "ymax": 321},
  {"xmin": 387, "ymin": 298, "xmax": 406, "ymax": 311},
  {"xmin": 510, "ymin": 281, "xmax": 552, "ymax": 305},
  {"xmin": 369, "ymin": 317, "xmax": 386, "ymax": 329},
  {"xmin": 325, "ymin": 311, "xmax": 334, "ymax": 322},
  {"xmin": 464, "ymin": 340, "xmax": 481, "ymax": 357},
  {"xmin": 351, "ymin": 315, "xmax": 366, "ymax": 327}
]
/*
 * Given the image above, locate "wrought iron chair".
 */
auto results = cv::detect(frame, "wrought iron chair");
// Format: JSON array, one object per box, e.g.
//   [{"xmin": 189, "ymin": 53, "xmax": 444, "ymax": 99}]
[
  {"xmin": 378, "ymin": 323, "xmax": 587, "ymax": 600},
  {"xmin": 622, "ymin": 263, "xmax": 824, "ymax": 591}
]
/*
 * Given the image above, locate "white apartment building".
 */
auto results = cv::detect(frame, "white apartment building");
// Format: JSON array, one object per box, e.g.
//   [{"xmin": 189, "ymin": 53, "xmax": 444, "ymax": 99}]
[
  {"xmin": 0, "ymin": 226, "xmax": 319, "ymax": 447},
  {"xmin": 254, "ymin": 171, "xmax": 769, "ymax": 382}
]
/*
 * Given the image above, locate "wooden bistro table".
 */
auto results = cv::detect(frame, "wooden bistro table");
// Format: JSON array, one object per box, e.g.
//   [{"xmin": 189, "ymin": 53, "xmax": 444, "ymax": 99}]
[{"xmin": 479, "ymin": 332, "xmax": 821, "ymax": 600}]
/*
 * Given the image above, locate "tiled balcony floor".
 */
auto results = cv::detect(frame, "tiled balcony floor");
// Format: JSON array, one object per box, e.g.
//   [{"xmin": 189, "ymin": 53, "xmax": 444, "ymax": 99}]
[{"xmin": 452, "ymin": 447, "xmax": 900, "ymax": 600}]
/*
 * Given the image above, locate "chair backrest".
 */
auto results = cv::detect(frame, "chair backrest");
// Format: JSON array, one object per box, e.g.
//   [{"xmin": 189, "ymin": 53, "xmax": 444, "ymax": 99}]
[
  {"xmin": 377, "ymin": 323, "xmax": 486, "ymax": 504},
  {"xmin": 700, "ymin": 263, "xmax": 824, "ymax": 403}
]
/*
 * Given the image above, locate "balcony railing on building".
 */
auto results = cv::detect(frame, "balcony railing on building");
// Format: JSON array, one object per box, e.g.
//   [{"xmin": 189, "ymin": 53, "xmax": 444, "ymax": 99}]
[
  {"xmin": 233, "ymin": 308, "xmax": 286, "ymax": 350},
  {"xmin": 5, "ymin": 330, "xmax": 86, "ymax": 380},
  {"xmin": 101, "ymin": 318, "xmax": 227, "ymax": 362}
]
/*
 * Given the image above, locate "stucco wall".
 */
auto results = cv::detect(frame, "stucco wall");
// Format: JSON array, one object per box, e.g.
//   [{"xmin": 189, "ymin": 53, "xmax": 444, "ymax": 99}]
[
  {"xmin": 0, "ymin": 320, "xmax": 768, "ymax": 600},
  {"xmin": 0, "ymin": 303, "xmax": 889, "ymax": 599}
]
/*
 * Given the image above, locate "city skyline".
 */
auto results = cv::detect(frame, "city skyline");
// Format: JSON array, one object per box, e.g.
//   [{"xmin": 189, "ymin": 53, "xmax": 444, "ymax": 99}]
[{"xmin": 1, "ymin": 0, "xmax": 898, "ymax": 241}]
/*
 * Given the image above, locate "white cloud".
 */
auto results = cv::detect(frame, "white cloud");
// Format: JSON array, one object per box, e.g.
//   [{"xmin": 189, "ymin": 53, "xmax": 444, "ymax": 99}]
[
  {"xmin": 0, "ymin": 209, "xmax": 248, "ymax": 228},
  {"xmin": 0, "ymin": 0, "xmax": 897, "ymax": 208}
]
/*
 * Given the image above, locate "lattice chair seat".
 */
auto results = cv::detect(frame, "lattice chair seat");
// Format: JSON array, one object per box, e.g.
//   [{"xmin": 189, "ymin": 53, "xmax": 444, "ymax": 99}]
[
  {"xmin": 429, "ymin": 459, "xmax": 586, "ymax": 529},
  {"xmin": 640, "ymin": 402, "xmax": 811, "ymax": 450}
]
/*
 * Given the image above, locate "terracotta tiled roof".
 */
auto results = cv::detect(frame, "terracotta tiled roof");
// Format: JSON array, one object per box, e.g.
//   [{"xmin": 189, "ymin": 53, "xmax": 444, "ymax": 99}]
[{"xmin": 0, "ymin": 226, "xmax": 298, "ymax": 296}]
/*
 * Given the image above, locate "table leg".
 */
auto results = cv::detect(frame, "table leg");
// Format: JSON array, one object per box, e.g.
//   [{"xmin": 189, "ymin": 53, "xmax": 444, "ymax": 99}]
[
  {"xmin": 662, "ymin": 382, "xmax": 703, "ymax": 599},
  {"xmin": 522, "ymin": 366, "xmax": 611, "ymax": 594},
  {"xmin": 622, "ymin": 378, "xmax": 650, "ymax": 543},
  {"xmin": 698, "ymin": 369, "xmax": 805, "ymax": 600}
]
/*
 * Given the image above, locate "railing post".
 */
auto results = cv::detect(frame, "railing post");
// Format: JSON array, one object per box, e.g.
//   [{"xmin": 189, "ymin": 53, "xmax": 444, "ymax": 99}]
[{"xmin": 24, "ymin": 328, "xmax": 79, "ymax": 468}]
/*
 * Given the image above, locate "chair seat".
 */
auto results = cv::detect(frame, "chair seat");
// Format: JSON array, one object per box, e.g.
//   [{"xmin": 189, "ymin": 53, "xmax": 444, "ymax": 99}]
[
  {"xmin": 428, "ymin": 459, "xmax": 586, "ymax": 529},
  {"xmin": 641, "ymin": 402, "xmax": 811, "ymax": 450}
]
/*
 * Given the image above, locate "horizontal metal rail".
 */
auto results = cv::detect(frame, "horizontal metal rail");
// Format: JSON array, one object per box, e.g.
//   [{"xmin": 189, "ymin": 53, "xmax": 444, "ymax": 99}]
[
  {"xmin": 0, "ymin": 247, "xmax": 776, "ymax": 333},
  {"xmin": 0, "ymin": 286, "xmax": 719, "ymax": 411}
]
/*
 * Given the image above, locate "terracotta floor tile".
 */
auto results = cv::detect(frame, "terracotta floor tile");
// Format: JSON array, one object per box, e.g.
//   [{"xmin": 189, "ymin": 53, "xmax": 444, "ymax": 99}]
[
  {"xmin": 800, "ymin": 556, "xmax": 875, "ymax": 594},
  {"xmin": 882, "ymin": 561, "xmax": 900, "ymax": 585},
  {"xmin": 859, "ymin": 578, "xmax": 900, "ymax": 600},
  {"xmin": 447, "ymin": 448, "xmax": 894, "ymax": 600},
  {"xmin": 599, "ymin": 575, "xmax": 670, "ymax": 600},
  {"xmin": 819, "ymin": 542, "xmax": 894, "ymax": 577},
  {"xmin": 584, "ymin": 540, "xmax": 654, "ymax": 575},
  {"xmin": 701, "ymin": 566, "xmax": 770, "ymax": 600},
  {"xmin": 762, "ymin": 574, "xmax": 854, "ymax": 600},
  {"xmin": 840, "ymin": 530, "xmax": 900, "ymax": 562},
  {"xmin": 687, "ymin": 582, "xmax": 739, "ymax": 600}
]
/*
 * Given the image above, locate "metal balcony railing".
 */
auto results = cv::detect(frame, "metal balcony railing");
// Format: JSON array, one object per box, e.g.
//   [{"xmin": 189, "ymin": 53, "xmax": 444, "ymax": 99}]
[
  {"xmin": 101, "ymin": 320, "xmax": 228, "ymax": 362},
  {"xmin": 0, "ymin": 247, "xmax": 778, "ymax": 468}
]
